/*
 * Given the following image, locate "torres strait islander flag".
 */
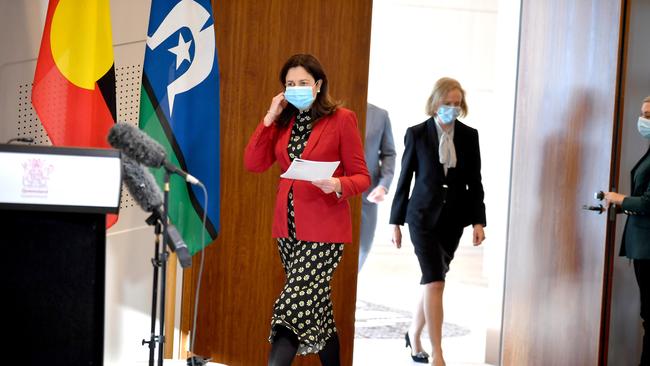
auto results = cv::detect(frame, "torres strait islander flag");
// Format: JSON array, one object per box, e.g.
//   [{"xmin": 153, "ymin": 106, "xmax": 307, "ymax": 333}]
[
  {"xmin": 31, "ymin": 0, "xmax": 118, "ymax": 226},
  {"xmin": 139, "ymin": 0, "xmax": 220, "ymax": 254}
]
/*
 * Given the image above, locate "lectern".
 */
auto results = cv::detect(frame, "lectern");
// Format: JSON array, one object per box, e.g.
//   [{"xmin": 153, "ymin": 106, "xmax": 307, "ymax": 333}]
[{"xmin": 0, "ymin": 144, "xmax": 121, "ymax": 366}]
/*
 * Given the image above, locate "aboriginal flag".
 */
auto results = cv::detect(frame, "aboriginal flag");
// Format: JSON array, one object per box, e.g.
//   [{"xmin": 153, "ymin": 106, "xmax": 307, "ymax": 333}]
[
  {"xmin": 32, "ymin": 0, "xmax": 116, "ymax": 148},
  {"xmin": 32, "ymin": 0, "xmax": 117, "ymax": 226}
]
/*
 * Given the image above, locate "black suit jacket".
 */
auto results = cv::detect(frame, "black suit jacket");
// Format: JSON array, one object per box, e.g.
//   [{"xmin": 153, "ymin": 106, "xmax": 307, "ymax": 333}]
[
  {"xmin": 620, "ymin": 145, "xmax": 650, "ymax": 259},
  {"xmin": 389, "ymin": 118, "xmax": 486, "ymax": 229}
]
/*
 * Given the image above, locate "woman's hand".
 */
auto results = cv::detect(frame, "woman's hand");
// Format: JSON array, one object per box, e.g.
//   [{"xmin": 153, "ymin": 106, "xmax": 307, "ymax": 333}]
[
  {"xmin": 312, "ymin": 178, "xmax": 341, "ymax": 194},
  {"xmin": 604, "ymin": 191, "xmax": 626, "ymax": 206},
  {"xmin": 473, "ymin": 224, "xmax": 485, "ymax": 246},
  {"xmin": 392, "ymin": 225, "xmax": 402, "ymax": 249},
  {"xmin": 366, "ymin": 186, "xmax": 387, "ymax": 203},
  {"xmin": 263, "ymin": 92, "xmax": 288, "ymax": 127}
]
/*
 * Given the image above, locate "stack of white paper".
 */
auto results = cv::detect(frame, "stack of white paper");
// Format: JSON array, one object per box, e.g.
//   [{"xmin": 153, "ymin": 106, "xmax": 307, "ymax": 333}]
[{"xmin": 280, "ymin": 159, "xmax": 340, "ymax": 181}]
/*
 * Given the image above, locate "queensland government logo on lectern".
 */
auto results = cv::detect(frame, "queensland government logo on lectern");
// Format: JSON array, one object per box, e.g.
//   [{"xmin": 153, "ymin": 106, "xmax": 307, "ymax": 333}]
[{"xmin": 21, "ymin": 158, "xmax": 54, "ymax": 198}]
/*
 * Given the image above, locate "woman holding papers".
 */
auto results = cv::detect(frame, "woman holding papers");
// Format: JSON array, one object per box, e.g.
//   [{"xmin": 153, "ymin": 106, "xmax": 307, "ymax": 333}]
[
  {"xmin": 244, "ymin": 53, "xmax": 369, "ymax": 366},
  {"xmin": 389, "ymin": 77, "xmax": 486, "ymax": 366}
]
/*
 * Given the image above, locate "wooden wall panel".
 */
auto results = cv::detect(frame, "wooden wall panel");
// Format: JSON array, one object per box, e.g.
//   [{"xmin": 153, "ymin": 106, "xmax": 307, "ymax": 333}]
[
  {"xmin": 501, "ymin": 0, "xmax": 624, "ymax": 365},
  {"xmin": 180, "ymin": 1, "xmax": 373, "ymax": 365}
]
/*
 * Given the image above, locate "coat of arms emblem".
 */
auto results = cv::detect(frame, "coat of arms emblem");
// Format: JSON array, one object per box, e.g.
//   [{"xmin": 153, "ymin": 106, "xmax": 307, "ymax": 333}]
[{"xmin": 22, "ymin": 158, "xmax": 54, "ymax": 197}]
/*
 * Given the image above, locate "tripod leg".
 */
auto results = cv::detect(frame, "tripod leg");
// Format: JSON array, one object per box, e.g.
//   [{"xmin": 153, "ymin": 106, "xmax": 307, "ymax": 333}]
[{"xmin": 145, "ymin": 231, "xmax": 162, "ymax": 366}]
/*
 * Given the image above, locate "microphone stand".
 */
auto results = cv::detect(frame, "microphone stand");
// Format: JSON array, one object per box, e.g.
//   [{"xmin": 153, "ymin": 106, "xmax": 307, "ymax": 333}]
[
  {"xmin": 142, "ymin": 218, "xmax": 161, "ymax": 365},
  {"xmin": 142, "ymin": 171, "xmax": 171, "ymax": 366}
]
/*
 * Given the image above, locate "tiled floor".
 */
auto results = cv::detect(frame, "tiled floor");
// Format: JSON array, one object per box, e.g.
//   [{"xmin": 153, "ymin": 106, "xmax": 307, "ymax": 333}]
[{"xmin": 353, "ymin": 226, "xmax": 492, "ymax": 366}]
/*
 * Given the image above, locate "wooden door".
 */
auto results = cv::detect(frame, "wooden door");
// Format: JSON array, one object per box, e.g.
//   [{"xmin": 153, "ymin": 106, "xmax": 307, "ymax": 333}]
[
  {"xmin": 501, "ymin": 0, "xmax": 625, "ymax": 364},
  {"xmin": 179, "ymin": 1, "xmax": 373, "ymax": 366},
  {"xmin": 607, "ymin": 0, "xmax": 650, "ymax": 364}
]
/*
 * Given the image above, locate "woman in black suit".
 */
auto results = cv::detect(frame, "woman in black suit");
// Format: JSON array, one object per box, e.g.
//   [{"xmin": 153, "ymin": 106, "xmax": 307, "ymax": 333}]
[
  {"xmin": 390, "ymin": 77, "xmax": 486, "ymax": 366},
  {"xmin": 604, "ymin": 95, "xmax": 650, "ymax": 366}
]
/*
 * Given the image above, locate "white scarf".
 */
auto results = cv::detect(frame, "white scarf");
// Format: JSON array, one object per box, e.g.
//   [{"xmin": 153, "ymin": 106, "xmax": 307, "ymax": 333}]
[{"xmin": 436, "ymin": 119, "xmax": 456, "ymax": 175}]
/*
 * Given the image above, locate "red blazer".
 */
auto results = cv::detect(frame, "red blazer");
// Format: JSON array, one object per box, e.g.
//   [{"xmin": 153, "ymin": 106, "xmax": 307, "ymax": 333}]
[{"xmin": 244, "ymin": 107, "xmax": 370, "ymax": 243}]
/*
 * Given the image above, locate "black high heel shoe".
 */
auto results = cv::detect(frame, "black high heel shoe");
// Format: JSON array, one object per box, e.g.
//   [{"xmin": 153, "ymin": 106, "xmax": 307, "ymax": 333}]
[{"xmin": 404, "ymin": 331, "xmax": 429, "ymax": 363}]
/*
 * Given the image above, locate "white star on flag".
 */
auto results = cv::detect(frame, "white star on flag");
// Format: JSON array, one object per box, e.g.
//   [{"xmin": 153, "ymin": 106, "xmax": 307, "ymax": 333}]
[{"xmin": 168, "ymin": 33, "xmax": 192, "ymax": 70}]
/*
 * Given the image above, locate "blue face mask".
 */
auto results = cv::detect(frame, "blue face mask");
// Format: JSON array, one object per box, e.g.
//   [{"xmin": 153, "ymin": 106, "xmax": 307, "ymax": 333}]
[
  {"xmin": 437, "ymin": 105, "xmax": 461, "ymax": 124},
  {"xmin": 639, "ymin": 117, "xmax": 650, "ymax": 139},
  {"xmin": 285, "ymin": 86, "xmax": 315, "ymax": 110}
]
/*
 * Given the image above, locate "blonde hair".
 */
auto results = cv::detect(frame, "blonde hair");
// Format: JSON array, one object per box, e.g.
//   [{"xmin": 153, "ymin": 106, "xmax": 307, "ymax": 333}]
[
  {"xmin": 643, "ymin": 96, "xmax": 650, "ymax": 104},
  {"xmin": 425, "ymin": 77, "xmax": 468, "ymax": 118}
]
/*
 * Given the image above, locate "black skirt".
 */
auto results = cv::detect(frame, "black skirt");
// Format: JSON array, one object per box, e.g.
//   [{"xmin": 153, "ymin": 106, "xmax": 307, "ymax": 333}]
[{"xmin": 408, "ymin": 212, "xmax": 464, "ymax": 284}]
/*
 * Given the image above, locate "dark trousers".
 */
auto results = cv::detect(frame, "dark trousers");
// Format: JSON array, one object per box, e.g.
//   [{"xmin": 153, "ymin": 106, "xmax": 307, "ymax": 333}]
[
  {"xmin": 635, "ymin": 259, "xmax": 650, "ymax": 366},
  {"xmin": 358, "ymin": 199, "xmax": 377, "ymax": 271}
]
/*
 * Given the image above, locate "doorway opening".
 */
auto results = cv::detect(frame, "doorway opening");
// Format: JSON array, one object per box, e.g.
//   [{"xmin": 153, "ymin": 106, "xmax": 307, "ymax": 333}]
[{"xmin": 354, "ymin": 1, "xmax": 520, "ymax": 364}]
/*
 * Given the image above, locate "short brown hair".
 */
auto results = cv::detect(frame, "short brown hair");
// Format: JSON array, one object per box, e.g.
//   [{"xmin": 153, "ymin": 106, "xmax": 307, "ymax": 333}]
[
  {"xmin": 425, "ymin": 77, "xmax": 468, "ymax": 118},
  {"xmin": 643, "ymin": 96, "xmax": 650, "ymax": 104},
  {"xmin": 276, "ymin": 54, "xmax": 340, "ymax": 127}
]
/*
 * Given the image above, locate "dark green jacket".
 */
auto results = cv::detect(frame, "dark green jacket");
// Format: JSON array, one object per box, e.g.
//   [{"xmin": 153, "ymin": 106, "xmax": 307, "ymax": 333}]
[{"xmin": 620, "ymin": 146, "xmax": 650, "ymax": 259}]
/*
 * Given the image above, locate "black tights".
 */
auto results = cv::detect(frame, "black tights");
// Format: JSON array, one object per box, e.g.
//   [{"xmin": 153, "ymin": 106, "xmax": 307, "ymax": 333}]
[
  {"xmin": 268, "ymin": 326, "xmax": 298, "ymax": 366},
  {"xmin": 268, "ymin": 326, "xmax": 340, "ymax": 366},
  {"xmin": 318, "ymin": 332, "xmax": 340, "ymax": 366},
  {"xmin": 635, "ymin": 260, "xmax": 650, "ymax": 366}
]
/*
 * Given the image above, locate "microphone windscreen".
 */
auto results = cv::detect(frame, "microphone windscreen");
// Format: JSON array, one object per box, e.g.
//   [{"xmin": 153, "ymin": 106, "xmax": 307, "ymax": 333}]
[
  {"xmin": 108, "ymin": 123, "xmax": 167, "ymax": 168},
  {"xmin": 122, "ymin": 156, "xmax": 164, "ymax": 212}
]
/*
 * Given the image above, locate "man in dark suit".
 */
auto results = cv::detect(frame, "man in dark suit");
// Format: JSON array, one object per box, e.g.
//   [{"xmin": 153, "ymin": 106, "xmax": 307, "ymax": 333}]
[
  {"xmin": 358, "ymin": 103, "xmax": 396, "ymax": 271},
  {"xmin": 389, "ymin": 77, "xmax": 486, "ymax": 365},
  {"xmin": 605, "ymin": 95, "xmax": 650, "ymax": 366}
]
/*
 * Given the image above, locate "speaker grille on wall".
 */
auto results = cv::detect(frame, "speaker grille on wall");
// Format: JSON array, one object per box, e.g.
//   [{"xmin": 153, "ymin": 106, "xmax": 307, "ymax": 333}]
[
  {"xmin": 116, "ymin": 64, "xmax": 142, "ymax": 125},
  {"xmin": 119, "ymin": 188, "xmax": 136, "ymax": 210},
  {"xmin": 17, "ymin": 82, "xmax": 51, "ymax": 145},
  {"xmin": 115, "ymin": 63, "xmax": 143, "ymax": 210}
]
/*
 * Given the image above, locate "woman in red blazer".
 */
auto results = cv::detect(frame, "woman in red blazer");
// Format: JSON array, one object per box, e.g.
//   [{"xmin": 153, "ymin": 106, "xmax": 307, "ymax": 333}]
[{"xmin": 244, "ymin": 54, "xmax": 369, "ymax": 366}]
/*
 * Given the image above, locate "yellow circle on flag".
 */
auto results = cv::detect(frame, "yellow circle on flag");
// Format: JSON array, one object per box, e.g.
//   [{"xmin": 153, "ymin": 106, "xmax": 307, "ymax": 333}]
[{"xmin": 50, "ymin": 0, "xmax": 114, "ymax": 90}]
